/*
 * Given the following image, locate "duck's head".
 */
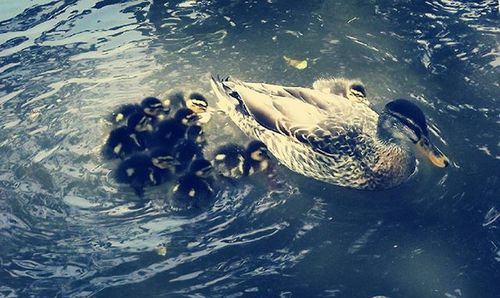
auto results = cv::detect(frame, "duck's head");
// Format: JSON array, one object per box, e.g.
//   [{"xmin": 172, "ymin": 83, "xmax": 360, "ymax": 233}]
[
  {"xmin": 150, "ymin": 148, "xmax": 179, "ymax": 171},
  {"xmin": 381, "ymin": 99, "xmax": 449, "ymax": 168},
  {"xmin": 186, "ymin": 92, "xmax": 209, "ymax": 114},
  {"xmin": 174, "ymin": 108, "xmax": 199, "ymax": 125},
  {"xmin": 141, "ymin": 97, "xmax": 170, "ymax": 117},
  {"xmin": 190, "ymin": 159, "xmax": 214, "ymax": 178},
  {"xmin": 246, "ymin": 141, "xmax": 270, "ymax": 162},
  {"xmin": 127, "ymin": 112, "xmax": 154, "ymax": 132}
]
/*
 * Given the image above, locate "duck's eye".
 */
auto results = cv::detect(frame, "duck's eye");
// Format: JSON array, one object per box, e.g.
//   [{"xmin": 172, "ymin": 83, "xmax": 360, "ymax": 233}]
[{"xmin": 402, "ymin": 126, "xmax": 419, "ymax": 142}]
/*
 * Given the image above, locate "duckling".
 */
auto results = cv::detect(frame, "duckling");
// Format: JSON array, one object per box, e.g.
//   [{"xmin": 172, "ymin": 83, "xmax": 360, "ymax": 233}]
[
  {"xmin": 185, "ymin": 92, "xmax": 208, "ymax": 113},
  {"xmin": 114, "ymin": 153, "xmax": 161, "ymax": 197},
  {"xmin": 124, "ymin": 111, "xmax": 155, "ymax": 148},
  {"xmin": 103, "ymin": 106, "xmax": 165, "ymax": 159},
  {"xmin": 187, "ymin": 92, "xmax": 212, "ymax": 124},
  {"xmin": 173, "ymin": 139, "xmax": 204, "ymax": 174},
  {"xmin": 312, "ymin": 78, "xmax": 369, "ymax": 105},
  {"xmin": 189, "ymin": 158, "xmax": 215, "ymax": 180},
  {"xmin": 108, "ymin": 103, "xmax": 141, "ymax": 127},
  {"xmin": 108, "ymin": 97, "xmax": 169, "ymax": 127},
  {"xmin": 167, "ymin": 91, "xmax": 187, "ymax": 110},
  {"xmin": 185, "ymin": 125, "xmax": 207, "ymax": 146},
  {"xmin": 149, "ymin": 147, "xmax": 179, "ymax": 184},
  {"xmin": 102, "ymin": 126, "xmax": 144, "ymax": 160},
  {"xmin": 243, "ymin": 140, "xmax": 272, "ymax": 176},
  {"xmin": 212, "ymin": 143, "xmax": 246, "ymax": 179},
  {"xmin": 141, "ymin": 96, "xmax": 171, "ymax": 121},
  {"xmin": 171, "ymin": 160, "xmax": 214, "ymax": 207},
  {"xmin": 149, "ymin": 108, "xmax": 199, "ymax": 149},
  {"xmin": 171, "ymin": 174, "xmax": 213, "ymax": 207}
]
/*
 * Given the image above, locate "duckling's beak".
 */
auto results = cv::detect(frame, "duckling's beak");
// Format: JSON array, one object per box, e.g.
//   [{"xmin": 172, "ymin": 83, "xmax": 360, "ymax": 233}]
[{"xmin": 416, "ymin": 137, "xmax": 449, "ymax": 168}]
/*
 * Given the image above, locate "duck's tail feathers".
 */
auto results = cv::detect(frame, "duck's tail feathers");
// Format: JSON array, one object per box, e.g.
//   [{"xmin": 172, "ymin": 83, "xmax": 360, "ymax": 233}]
[{"xmin": 210, "ymin": 74, "xmax": 250, "ymax": 115}]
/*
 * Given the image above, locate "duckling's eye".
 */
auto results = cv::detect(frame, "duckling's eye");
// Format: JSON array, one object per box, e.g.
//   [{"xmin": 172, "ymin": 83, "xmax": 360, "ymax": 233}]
[{"xmin": 351, "ymin": 84, "xmax": 366, "ymax": 97}]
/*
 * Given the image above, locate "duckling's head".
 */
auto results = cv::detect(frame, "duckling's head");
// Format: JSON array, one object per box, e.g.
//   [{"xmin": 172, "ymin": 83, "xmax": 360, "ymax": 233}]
[
  {"xmin": 186, "ymin": 92, "xmax": 209, "ymax": 114},
  {"xmin": 189, "ymin": 159, "xmax": 214, "ymax": 178},
  {"xmin": 150, "ymin": 147, "xmax": 179, "ymax": 171},
  {"xmin": 381, "ymin": 99, "xmax": 449, "ymax": 168},
  {"xmin": 348, "ymin": 82, "xmax": 367, "ymax": 100},
  {"xmin": 127, "ymin": 112, "xmax": 154, "ymax": 132},
  {"xmin": 141, "ymin": 97, "xmax": 170, "ymax": 117},
  {"xmin": 174, "ymin": 108, "xmax": 199, "ymax": 125},
  {"xmin": 246, "ymin": 141, "xmax": 270, "ymax": 162}
]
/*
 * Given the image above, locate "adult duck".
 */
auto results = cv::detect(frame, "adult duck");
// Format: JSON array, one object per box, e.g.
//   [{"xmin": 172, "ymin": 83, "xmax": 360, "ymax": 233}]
[{"xmin": 210, "ymin": 76, "xmax": 449, "ymax": 190}]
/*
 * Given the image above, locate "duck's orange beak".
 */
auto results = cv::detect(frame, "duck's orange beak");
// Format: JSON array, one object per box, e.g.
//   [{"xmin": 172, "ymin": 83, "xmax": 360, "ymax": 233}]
[{"xmin": 416, "ymin": 137, "xmax": 449, "ymax": 168}]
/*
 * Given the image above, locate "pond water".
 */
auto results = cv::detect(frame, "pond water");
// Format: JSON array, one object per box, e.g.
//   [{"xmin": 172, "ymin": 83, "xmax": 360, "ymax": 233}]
[{"xmin": 0, "ymin": 0, "xmax": 499, "ymax": 297}]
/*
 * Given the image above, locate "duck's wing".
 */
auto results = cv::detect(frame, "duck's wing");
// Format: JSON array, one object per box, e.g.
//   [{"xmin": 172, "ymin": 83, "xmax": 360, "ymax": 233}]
[
  {"xmin": 232, "ymin": 80, "xmax": 349, "ymax": 111},
  {"xmin": 214, "ymin": 77, "xmax": 372, "ymax": 157}
]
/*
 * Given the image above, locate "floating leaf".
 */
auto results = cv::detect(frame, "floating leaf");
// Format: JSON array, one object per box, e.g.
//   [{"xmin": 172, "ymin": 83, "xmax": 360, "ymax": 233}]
[
  {"xmin": 283, "ymin": 56, "xmax": 308, "ymax": 70},
  {"xmin": 155, "ymin": 243, "xmax": 168, "ymax": 256}
]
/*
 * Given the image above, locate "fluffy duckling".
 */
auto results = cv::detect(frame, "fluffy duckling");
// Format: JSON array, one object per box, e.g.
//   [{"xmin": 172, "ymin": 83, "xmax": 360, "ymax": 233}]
[
  {"xmin": 149, "ymin": 147, "xmax": 179, "ymax": 184},
  {"xmin": 312, "ymin": 78, "xmax": 369, "ymax": 105},
  {"xmin": 167, "ymin": 91, "xmax": 187, "ymax": 110},
  {"xmin": 109, "ymin": 103, "xmax": 141, "ymax": 127},
  {"xmin": 121, "ymin": 111, "xmax": 155, "ymax": 150},
  {"xmin": 185, "ymin": 92, "xmax": 208, "ymax": 114},
  {"xmin": 102, "ymin": 126, "xmax": 144, "ymax": 160},
  {"xmin": 171, "ymin": 159, "xmax": 214, "ymax": 206},
  {"xmin": 189, "ymin": 158, "xmax": 215, "ymax": 180},
  {"xmin": 187, "ymin": 92, "xmax": 212, "ymax": 124},
  {"xmin": 167, "ymin": 91, "xmax": 212, "ymax": 123},
  {"xmin": 149, "ymin": 108, "xmax": 199, "ymax": 149},
  {"xmin": 108, "ymin": 97, "xmax": 170, "ymax": 127},
  {"xmin": 243, "ymin": 140, "xmax": 271, "ymax": 176},
  {"xmin": 141, "ymin": 96, "xmax": 171, "ymax": 121},
  {"xmin": 212, "ymin": 143, "xmax": 246, "ymax": 179},
  {"xmin": 103, "ymin": 103, "xmax": 173, "ymax": 160},
  {"xmin": 114, "ymin": 153, "xmax": 161, "ymax": 197},
  {"xmin": 173, "ymin": 139, "xmax": 204, "ymax": 174},
  {"xmin": 185, "ymin": 125, "xmax": 207, "ymax": 146}
]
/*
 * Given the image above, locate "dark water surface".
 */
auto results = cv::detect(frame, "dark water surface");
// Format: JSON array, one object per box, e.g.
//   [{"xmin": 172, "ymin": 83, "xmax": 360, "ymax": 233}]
[{"xmin": 1, "ymin": 0, "xmax": 499, "ymax": 297}]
